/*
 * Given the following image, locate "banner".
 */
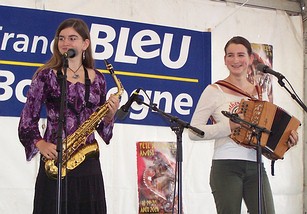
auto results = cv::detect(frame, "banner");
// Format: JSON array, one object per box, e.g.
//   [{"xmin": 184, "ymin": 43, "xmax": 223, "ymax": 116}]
[
  {"xmin": 136, "ymin": 141, "xmax": 179, "ymax": 213},
  {"xmin": 0, "ymin": 6, "xmax": 212, "ymax": 126}
]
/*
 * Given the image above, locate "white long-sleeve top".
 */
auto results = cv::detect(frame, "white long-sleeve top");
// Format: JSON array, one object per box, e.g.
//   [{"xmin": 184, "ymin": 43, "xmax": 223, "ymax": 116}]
[{"xmin": 189, "ymin": 84, "xmax": 267, "ymax": 162}]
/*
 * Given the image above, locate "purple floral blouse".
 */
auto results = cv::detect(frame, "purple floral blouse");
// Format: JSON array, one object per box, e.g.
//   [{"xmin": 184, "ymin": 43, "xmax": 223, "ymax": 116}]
[{"xmin": 18, "ymin": 68, "xmax": 114, "ymax": 161}]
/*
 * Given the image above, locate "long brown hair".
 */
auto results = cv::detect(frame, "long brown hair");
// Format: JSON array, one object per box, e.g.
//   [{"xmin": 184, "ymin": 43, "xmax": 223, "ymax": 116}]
[{"xmin": 35, "ymin": 18, "xmax": 94, "ymax": 75}]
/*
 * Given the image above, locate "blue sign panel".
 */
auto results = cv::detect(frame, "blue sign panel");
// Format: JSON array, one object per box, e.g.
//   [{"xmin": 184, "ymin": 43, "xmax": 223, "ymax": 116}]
[{"xmin": 0, "ymin": 6, "xmax": 211, "ymax": 126}]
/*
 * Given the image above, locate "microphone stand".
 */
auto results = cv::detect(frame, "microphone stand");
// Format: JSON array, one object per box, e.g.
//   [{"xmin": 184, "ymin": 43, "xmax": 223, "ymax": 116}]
[
  {"xmin": 222, "ymin": 111, "xmax": 271, "ymax": 214},
  {"xmin": 55, "ymin": 57, "xmax": 69, "ymax": 214},
  {"xmin": 135, "ymin": 97, "xmax": 204, "ymax": 214},
  {"xmin": 276, "ymin": 76, "xmax": 307, "ymax": 112}
]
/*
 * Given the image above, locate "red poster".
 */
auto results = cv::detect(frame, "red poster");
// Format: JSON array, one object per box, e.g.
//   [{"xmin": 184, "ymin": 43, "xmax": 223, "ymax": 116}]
[{"xmin": 136, "ymin": 141, "xmax": 179, "ymax": 214}]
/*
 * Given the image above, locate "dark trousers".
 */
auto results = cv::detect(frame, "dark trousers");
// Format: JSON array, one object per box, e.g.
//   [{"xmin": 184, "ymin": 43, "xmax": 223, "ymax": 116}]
[{"xmin": 210, "ymin": 160, "xmax": 275, "ymax": 214}]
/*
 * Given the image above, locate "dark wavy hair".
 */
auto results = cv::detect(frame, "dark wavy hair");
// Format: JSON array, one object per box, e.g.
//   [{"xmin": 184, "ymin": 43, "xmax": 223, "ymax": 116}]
[{"xmin": 224, "ymin": 36, "xmax": 252, "ymax": 56}]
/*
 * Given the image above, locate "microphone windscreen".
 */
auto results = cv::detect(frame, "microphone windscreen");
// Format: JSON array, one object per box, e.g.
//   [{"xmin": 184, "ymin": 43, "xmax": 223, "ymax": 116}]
[
  {"xmin": 256, "ymin": 63, "xmax": 267, "ymax": 72},
  {"xmin": 63, "ymin": 49, "xmax": 76, "ymax": 58}
]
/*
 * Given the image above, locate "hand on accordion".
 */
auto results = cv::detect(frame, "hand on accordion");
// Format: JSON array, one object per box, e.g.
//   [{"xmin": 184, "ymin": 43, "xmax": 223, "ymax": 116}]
[
  {"xmin": 287, "ymin": 130, "xmax": 299, "ymax": 148},
  {"xmin": 229, "ymin": 113, "xmax": 244, "ymax": 131}
]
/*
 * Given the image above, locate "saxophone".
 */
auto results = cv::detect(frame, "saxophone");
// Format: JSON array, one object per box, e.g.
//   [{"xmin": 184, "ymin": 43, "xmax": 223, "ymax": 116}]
[{"xmin": 44, "ymin": 60, "xmax": 124, "ymax": 179}]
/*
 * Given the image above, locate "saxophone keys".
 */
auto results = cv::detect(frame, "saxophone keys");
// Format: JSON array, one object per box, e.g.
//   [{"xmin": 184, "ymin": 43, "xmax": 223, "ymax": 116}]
[{"xmin": 66, "ymin": 153, "xmax": 85, "ymax": 170}]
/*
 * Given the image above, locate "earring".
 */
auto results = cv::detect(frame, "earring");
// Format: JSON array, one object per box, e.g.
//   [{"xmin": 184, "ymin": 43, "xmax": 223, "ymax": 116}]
[{"xmin": 83, "ymin": 51, "xmax": 86, "ymax": 60}]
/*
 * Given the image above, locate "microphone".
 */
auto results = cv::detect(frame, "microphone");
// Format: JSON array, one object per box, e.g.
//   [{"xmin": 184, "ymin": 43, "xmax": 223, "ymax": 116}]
[
  {"xmin": 116, "ymin": 88, "xmax": 141, "ymax": 120},
  {"xmin": 62, "ymin": 49, "xmax": 76, "ymax": 58},
  {"xmin": 256, "ymin": 63, "xmax": 285, "ymax": 80}
]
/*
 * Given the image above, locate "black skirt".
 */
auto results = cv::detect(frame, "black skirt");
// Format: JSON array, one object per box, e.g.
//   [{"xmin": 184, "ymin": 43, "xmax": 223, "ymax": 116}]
[{"xmin": 33, "ymin": 155, "xmax": 107, "ymax": 214}]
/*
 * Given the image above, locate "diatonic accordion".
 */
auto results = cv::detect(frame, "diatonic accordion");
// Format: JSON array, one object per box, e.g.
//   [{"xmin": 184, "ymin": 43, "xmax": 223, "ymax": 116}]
[{"xmin": 231, "ymin": 100, "xmax": 300, "ymax": 160}]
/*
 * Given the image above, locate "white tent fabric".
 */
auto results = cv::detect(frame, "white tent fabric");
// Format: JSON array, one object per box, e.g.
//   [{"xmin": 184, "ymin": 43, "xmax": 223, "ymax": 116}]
[{"xmin": 0, "ymin": 1, "xmax": 304, "ymax": 213}]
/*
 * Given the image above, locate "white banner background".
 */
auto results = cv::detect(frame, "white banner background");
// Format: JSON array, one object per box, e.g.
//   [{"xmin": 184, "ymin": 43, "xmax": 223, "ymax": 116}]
[{"xmin": 0, "ymin": 1, "xmax": 304, "ymax": 213}]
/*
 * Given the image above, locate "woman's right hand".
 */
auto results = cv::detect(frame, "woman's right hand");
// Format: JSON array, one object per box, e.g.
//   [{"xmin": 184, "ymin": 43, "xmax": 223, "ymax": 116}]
[
  {"xmin": 36, "ymin": 139, "xmax": 57, "ymax": 160},
  {"xmin": 229, "ymin": 113, "xmax": 244, "ymax": 131},
  {"xmin": 230, "ymin": 120, "xmax": 241, "ymax": 131}
]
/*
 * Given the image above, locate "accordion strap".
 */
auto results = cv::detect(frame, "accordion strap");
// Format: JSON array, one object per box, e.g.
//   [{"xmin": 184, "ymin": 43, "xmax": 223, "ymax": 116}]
[{"xmin": 215, "ymin": 80, "xmax": 262, "ymax": 101}]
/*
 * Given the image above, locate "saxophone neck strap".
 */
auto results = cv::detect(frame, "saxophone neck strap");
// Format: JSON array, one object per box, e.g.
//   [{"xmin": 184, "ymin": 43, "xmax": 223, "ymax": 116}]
[
  {"xmin": 84, "ymin": 67, "xmax": 91, "ymax": 108},
  {"xmin": 215, "ymin": 80, "xmax": 262, "ymax": 100}
]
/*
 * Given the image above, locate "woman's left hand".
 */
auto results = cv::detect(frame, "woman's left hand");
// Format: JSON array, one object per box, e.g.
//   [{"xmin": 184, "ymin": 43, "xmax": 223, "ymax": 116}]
[
  {"xmin": 104, "ymin": 94, "xmax": 120, "ymax": 123},
  {"xmin": 287, "ymin": 130, "xmax": 299, "ymax": 148}
]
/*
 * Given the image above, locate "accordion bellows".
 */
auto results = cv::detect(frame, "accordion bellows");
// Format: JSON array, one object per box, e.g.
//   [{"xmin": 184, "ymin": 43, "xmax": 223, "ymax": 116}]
[{"xmin": 231, "ymin": 100, "xmax": 301, "ymax": 160}]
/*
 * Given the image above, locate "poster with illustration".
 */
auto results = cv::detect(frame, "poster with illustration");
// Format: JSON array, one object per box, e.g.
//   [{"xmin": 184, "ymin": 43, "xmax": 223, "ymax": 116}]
[
  {"xmin": 136, "ymin": 141, "xmax": 180, "ymax": 214},
  {"xmin": 248, "ymin": 43, "xmax": 273, "ymax": 102}
]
